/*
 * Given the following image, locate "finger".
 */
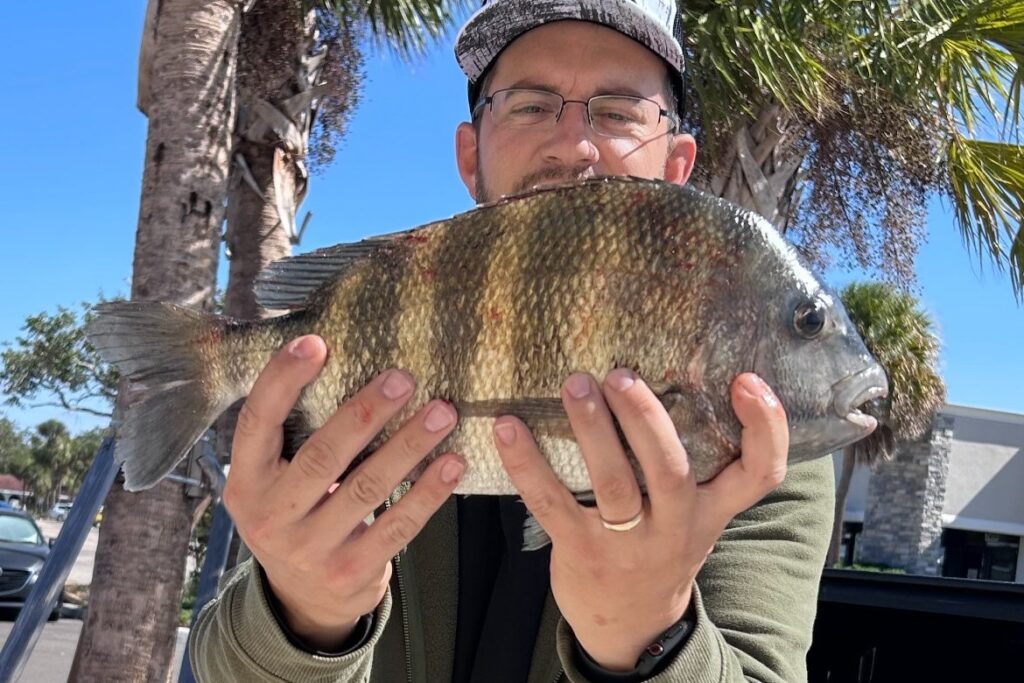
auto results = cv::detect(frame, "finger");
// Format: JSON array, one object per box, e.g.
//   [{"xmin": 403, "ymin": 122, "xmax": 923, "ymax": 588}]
[
  {"xmin": 277, "ymin": 369, "xmax": 417, "ymax": 512},
  {"xmin": 492, "ymin": 416, "xmax": 581, "ymax": 544},
  {"xmin": 346, "ymin": 453, "xmax": 465, "ymax": 573},
  {"xmin": 600, "ymin": 369, "xmax": 694, "ymax": 511},
  {"xmin": 699, "ymin": 374, "xmax": 788, "ymax": 528},
  {"xmin": 230, "ymin": 335, "xmax": 328, "ymax": 485},
  {"xmin": 561, "ymin": 373, "xmax": 643, "ymax": 526},
  {"xmin": 316, "ymin": 399, "xmax": 458, "ymax": 531}
]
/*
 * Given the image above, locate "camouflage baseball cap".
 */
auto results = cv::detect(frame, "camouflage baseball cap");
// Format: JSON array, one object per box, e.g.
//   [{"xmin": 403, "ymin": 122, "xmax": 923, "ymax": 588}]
[{"xmin": 456, "ymin": 0, "xmax": 685, "ymax": 108}]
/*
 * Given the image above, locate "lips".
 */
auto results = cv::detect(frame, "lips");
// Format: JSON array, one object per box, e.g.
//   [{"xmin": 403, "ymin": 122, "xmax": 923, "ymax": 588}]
[{"xmin": 833, "ymin": 365, "xmax": 889, "ymax": 434}]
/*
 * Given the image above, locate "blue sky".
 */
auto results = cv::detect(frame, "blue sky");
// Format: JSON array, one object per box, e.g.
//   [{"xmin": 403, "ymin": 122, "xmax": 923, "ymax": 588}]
[{"xmin": 1, "ymin": 3, "xmax": 1021, "ymax": 436}]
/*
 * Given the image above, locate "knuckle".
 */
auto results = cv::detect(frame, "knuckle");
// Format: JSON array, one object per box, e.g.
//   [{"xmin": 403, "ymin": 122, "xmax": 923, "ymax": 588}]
[
  {"xmin": 523, "ymin": 490, "xmax": 557, "ymax": 519},
  {"xmin": 594, "ymin": 475, "xmax": 635, "ymax": 506},
  {"xmin": 380, "ymin": 512, "xmax": 419, "ymax": 547},
  {"xmin": 501, "ymin": 450, "xmax": 534, "ymax": 478},
  {"xmin": 234, "ymin": 401, "xmax": 264, "ymax": 439},
  {"xmin": 652, "ymin": 474, "xmax": 688, "ymax": 498},
  {"xmin": 762, "ymin": 464, "xmax": 787, "ymax": 489},
  {"xmin": 326, "ymin": 557, "xmax": 361, "ymax": 591},
  {"xmin": 243, "ymin": 513, "xmax": 276, "ymax": 550},
  {"xmin": 222, "ymin": 480, "xmax": 242, "ymax": 513},
  {"xmin": 628, "ymin": 393, "xmax": 664, "ymax": 421},
  {"xmin": 404, "ymin": 470, "xmax": 451, "ymax": 512},
  {"xmin": 343, "ymin": 395, "xmax": 379, "ymax": 428},
  {"xmin": 347, "ymin": 468, "xmax": 390, "ymax": 507},
  {"xmin": 296, "ymin": 438, "xmax": 343, "ymax": 481},
  {"xmin": 396, "ymin": 429, "xmax": 431, "ymax": 463}
]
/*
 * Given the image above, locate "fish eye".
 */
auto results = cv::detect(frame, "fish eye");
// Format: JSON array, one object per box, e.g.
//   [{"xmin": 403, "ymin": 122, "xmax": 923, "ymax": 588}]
[{"xmin": 793, "ymin": 299, "xmax": 827, "ymax": 339}]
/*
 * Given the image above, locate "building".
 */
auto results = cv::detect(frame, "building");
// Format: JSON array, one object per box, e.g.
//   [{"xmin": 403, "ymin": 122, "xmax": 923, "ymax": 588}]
[
  {"xmin": 836, "ymin": 403, "xmax": 1024, "ymax": 583},
  {"xmin": 0, "ymin": 473, "xmax": 31, "ymax": 508}
]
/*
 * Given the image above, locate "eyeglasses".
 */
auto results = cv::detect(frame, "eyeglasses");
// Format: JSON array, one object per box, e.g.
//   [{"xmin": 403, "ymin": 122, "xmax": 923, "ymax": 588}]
[{"xmin": 473, "ymin": 88, "xmax": 678, "ymax": 139}]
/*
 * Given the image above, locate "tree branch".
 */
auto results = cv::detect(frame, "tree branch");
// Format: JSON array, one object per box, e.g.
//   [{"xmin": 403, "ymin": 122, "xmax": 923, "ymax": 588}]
[{"xmin": 27, "ymin": 402, "xmax": 112, "ymax": 419}]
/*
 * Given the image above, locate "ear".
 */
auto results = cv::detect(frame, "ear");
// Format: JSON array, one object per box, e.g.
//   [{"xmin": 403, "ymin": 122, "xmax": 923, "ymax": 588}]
[
  {"xmin": 664, "ymin": 133, "xmax": 697, "ymax": 186},
  {"xmin": 456, "ymin": 122, "xmax": 480, "ymax": 201}
]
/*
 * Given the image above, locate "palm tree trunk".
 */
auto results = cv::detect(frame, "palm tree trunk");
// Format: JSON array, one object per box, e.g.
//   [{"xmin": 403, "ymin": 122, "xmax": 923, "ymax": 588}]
[
  {"xmin": 826, "ymin": 446, "xmax": 857, "ymax": 567},
  {"xmin": 699, "ymin": 104, "xmax": 805, "ymax": 232},
  {"xmin": 69, "ymin": 1, "xmax": 239, "ymax": 680},
  {"xmin": 224, "ymin": 0, "xmax": 313, "ymax": 319},
  {"xmin": 219, "ymin": 0, "xmax": 323, "ymax": 566}
]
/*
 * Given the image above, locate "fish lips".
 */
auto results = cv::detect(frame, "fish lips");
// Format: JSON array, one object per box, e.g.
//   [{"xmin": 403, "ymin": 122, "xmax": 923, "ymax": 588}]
[{"xmin": 788, "ymin": 364, "xmax": 889, "ymax": 463}]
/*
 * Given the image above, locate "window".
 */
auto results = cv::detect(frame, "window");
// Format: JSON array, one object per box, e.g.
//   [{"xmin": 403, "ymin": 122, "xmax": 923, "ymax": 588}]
[{"xmin": 941, "ymin": 529, "xmax": 1020, "ymax": 582}]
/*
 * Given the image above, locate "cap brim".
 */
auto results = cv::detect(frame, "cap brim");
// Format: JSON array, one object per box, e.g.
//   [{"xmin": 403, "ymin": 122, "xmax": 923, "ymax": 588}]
[{"xmin": 455, "ymin": 0, "xmax": 683, "ymax": 84}]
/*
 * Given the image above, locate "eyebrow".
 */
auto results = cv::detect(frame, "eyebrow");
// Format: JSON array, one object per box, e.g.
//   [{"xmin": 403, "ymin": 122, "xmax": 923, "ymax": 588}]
[{"xmin": 502, "ymin": 78, "xmax": 656, "ymax": 101}]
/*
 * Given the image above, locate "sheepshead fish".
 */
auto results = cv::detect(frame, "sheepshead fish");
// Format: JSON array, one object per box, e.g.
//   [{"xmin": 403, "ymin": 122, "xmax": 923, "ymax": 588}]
[{"xmin": 87, "ymin": 176, "xmax": 886, "ymax": 499}]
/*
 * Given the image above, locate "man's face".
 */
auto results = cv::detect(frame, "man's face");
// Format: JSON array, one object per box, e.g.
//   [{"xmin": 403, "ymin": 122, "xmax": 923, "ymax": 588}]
[{"xmin": 456, "ymin": 21, "xmax": 696, "ymax": 203}]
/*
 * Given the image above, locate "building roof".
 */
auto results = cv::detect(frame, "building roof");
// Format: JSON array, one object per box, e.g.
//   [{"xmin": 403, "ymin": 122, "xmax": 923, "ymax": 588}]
[{"xmin": 0, "ymin": 474, "xmax": 27, "ymax": 491}]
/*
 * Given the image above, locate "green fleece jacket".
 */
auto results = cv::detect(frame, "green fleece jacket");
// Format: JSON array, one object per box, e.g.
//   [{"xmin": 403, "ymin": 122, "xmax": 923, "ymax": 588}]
[{"xmin": 188, "ymin": 456, "xmax": 834, "ymax": 682}]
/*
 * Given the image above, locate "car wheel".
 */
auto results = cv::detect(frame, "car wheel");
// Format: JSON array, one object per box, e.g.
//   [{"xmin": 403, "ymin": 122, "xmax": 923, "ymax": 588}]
[{"xmin": 48, "ymin": 607, "xmax": 61, "ymax": 622}]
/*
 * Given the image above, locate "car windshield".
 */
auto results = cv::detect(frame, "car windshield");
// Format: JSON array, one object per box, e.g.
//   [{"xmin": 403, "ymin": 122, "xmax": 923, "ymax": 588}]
[{"xmin": 0, "ymin": 516, "xmax": 43, "ymax": 544}]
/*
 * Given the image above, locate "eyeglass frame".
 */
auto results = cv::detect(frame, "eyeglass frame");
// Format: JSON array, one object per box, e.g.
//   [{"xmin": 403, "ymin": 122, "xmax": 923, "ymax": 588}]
[{"xmin": 471, "ymin": 87, "xmax": 680, "ymax": 139}]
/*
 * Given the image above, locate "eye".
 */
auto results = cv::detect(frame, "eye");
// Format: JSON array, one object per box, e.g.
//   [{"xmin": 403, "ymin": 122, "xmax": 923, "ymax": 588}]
[{"xmin": 793, "ymin": 300, "xmax": 827, "ymax": 339}]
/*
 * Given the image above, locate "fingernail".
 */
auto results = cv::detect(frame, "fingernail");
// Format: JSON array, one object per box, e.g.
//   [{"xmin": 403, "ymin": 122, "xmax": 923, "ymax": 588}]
[
  {"xmin": 741, "ymin": 374, "xmax": 778, "ymax": 408},
  {"xmin": 494, "ymin": 421, "xmax": 517, "ymax": 445},
  {"xmin": 381, "ymin": 370, "xmax": 413, "ymax": 399},
  {"xmin": 566, "ymin": 374, "xmax": 591, "ymax": 399},
  {"xmin": 288, "ymin": 336, "xmax": 318, "ymax": 360},
  {"xmin": 441, "ymin": 460, "xmax": 464, "ymax": 484},
  {"xmin": 424, "ymin": 403, "xmax": 454, "ymax": 432},
  {"xmin": 605, "ymin": 369, "xmax": 635, "ymax": 392}
]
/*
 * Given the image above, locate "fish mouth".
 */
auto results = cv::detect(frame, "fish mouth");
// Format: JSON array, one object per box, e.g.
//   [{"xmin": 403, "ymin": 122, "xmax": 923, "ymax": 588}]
[{"xmin": 832, "ymin": 364, "xmax": 889, "ymax": 434}]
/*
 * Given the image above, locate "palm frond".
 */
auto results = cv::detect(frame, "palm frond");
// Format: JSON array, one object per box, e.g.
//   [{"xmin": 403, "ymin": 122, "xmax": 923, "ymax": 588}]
[
  {"xmin": 684, "ymin": 1, "xmax": 833, "ymax": 122},
  {"xmin": 947, "ymin": 137, "xmax": 1024, "ymax": 295},
  {"xmin": 312, "ymin": 0, "xmax": 473, "ymax": 59}
]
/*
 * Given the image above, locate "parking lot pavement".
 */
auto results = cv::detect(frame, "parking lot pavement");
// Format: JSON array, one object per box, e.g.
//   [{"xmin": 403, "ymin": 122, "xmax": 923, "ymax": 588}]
[{"xmin": 0, "ymin": 620, "xmax": 190, "ymax": 682}]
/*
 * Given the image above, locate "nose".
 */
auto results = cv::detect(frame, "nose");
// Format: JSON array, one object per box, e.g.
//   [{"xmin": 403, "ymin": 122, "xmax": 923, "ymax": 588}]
[{"xmin": 543, "ymin": 101, "xmax": 599, "ymax": 166}]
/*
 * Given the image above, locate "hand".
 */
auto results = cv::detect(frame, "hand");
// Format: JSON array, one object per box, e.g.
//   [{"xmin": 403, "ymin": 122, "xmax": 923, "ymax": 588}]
[
  {"xmin": 491, "ymin": 370, "xmax": 788, "ymax": 671},
  {"xmin": 223, "ymin": 335, "xmax": 465, "ymax": 651}
]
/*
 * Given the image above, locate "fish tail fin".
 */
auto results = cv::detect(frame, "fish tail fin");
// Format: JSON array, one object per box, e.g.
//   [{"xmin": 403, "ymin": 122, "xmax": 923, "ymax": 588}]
[{"xmin": 86, "ymin": 301, "xmax": 238, "ymax": 491}]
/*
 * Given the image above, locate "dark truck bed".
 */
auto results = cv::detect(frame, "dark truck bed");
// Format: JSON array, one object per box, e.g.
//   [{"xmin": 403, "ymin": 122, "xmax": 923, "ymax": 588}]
[{"xmin": 808, "ymin": 569, "xmax": 1024, "ymax": 682}]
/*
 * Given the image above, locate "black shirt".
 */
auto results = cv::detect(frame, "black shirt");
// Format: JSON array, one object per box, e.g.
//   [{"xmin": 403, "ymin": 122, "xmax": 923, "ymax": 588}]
[{"xmin": 452, "ymin": 495, "xmax": 552, "ymax": 683}]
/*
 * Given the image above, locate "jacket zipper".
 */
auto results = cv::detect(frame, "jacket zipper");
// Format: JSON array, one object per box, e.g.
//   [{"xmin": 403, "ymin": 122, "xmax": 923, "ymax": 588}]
[{"xmin": 385, "ymin": 497, "xmax": 414, "ymax": 683}]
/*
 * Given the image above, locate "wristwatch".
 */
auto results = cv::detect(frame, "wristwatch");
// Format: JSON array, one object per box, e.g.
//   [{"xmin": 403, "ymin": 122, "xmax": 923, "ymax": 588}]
[{"xmin": 573, "ymin": 608, "xmax": 696, "ymax": 682}]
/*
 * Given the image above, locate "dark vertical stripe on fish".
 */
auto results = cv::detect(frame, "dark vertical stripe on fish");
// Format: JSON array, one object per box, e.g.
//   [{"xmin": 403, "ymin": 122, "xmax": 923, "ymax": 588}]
[
  {"xmin": 430, "ymin": 209, "xmax": 506, "ymax": 402},
  {"xmin": 341, "ymin": 244, "xmax": 408, "ymax": 391},
  {"xmin": 511, "ymin": 188, "xmax": 597, "ymax": 396}
]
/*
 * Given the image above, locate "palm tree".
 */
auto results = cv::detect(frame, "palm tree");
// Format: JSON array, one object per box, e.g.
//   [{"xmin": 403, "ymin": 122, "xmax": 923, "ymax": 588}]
[
  {"xmin": 29, "ymin": 420, "xmax": 77, "ymax": 509},
  {"xmin": 681, "ymin": 0, "xmax": 1024, "ymax": 296},
  {"xmin": 826, "ymin": 282, "xmax": 946, "ymax": 566},
  {"xmin": 68, "ymin": 1, "xmax": 240, "ymax": 680}
]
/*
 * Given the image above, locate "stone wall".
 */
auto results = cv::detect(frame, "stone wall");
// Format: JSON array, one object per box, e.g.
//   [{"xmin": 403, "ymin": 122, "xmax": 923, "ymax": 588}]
[{"xmin": 856, "ymin": 414, "xmax": 954, "ymax": 575}]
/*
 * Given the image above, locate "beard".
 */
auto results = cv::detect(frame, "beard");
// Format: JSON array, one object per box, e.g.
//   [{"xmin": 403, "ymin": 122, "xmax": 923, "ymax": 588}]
[{"xmin": 475, "ymin": 164, "xmax": 598, "ymax": 204}]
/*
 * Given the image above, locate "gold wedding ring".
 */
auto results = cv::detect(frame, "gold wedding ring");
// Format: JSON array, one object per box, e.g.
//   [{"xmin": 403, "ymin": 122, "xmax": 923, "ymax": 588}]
[{"xmin": 600, "ymin": 510, "xmax": 644, "ymax": 532}]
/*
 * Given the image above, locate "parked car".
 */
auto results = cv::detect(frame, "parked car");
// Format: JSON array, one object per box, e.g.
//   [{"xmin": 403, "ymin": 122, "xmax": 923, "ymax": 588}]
[
  {"xmin": 0, "ymin": 510, "xmax": 62, "ymax": 620},
  {"xmin": 48, "ymin": 502, "xmax": 72, "ymax": 521}
]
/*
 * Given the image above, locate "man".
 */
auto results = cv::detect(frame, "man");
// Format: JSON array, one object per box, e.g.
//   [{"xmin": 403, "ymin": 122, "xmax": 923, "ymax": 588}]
[{"xmin": 189, "ymin": 1, "xmax": 834, "ymax": 681}]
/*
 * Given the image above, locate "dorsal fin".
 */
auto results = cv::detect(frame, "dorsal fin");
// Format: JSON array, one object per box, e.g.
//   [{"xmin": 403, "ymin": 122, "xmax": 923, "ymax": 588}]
[{"xmin": 253, "ymin": 227, "xmax": 423, "ymax": 310}]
